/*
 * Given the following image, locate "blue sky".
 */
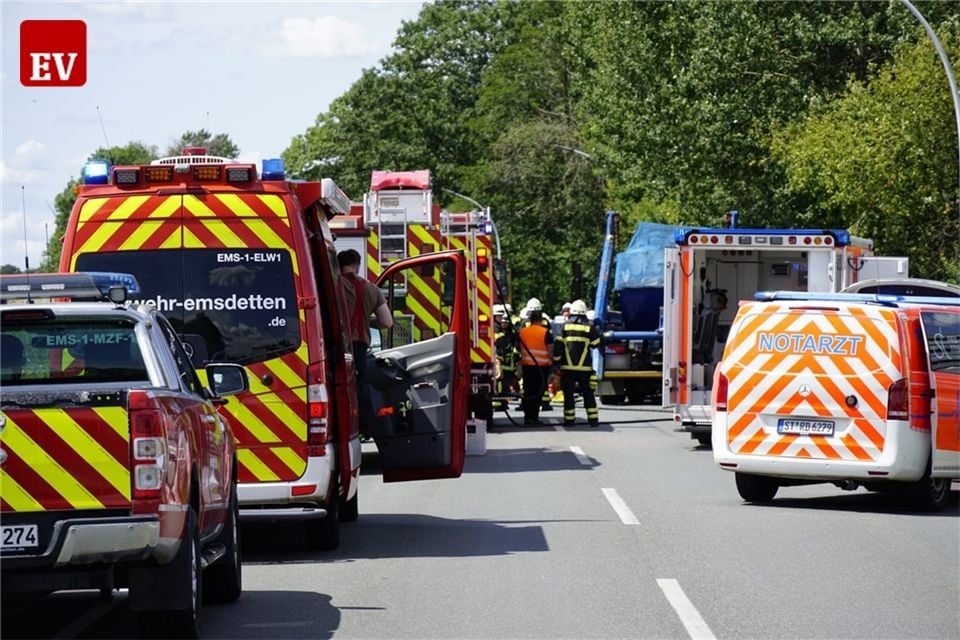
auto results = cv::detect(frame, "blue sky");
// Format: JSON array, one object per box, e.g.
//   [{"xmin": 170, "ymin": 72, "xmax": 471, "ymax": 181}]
[{"xmin": 1, "ymin": 0, "xmax": 426, "ymax": 269}]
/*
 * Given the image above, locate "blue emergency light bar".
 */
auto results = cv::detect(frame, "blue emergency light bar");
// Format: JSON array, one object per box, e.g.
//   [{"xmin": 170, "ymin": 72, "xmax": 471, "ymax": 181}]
[
  {"xmin": 261, "ymin": 158, "xmax": 285, "ymax": 181},
  {"xmin": 0, "ymin": 272, "xmax": 141, "ymax": 303},
  {"xmin": 82, "ymin": 159, "xmax": 112, "ymax": 185},
  {"xmin": 754, "ymin": 291, "xmax": 960, "ymax": 307}
]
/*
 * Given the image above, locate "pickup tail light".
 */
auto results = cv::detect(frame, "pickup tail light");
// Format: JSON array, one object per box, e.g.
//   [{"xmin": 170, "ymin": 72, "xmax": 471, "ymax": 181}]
[
  {"xmin": 128, "ymin": 390, "xmax": 166, "ymax": 500},
  {"xmin": 307, "ymin": 363, "xmax": 329, "ymax": 456},
  {"xmin": 886, "ymin": 378, "xmax": 909, "ymax": 420},
  {"xmin": 715, "ymin": 372, "xmax": 729, "ymax": 412}
]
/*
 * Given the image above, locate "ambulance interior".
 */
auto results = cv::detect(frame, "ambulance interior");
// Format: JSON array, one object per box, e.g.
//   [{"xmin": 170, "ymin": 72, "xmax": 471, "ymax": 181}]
[{"xmin": 688, "ymin": 249, "xmax": 831, "ymax": 397}]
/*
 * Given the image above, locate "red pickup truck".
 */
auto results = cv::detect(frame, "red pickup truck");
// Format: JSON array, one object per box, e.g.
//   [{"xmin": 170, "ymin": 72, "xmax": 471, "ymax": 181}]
[{"xmin": 0, "ymin": 272, "xmax": 249, "ymax": 638}]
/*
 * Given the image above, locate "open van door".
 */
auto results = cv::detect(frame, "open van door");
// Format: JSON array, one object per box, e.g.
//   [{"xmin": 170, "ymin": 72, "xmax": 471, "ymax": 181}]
[
  {"xmin": 919, "ymin": 309, "xmax": 960, "ymax": 478},
  {"xmin": 662, "ymin": 247, "xmax": 684, "ymax": 409},
  {"xmin": 367, "ymin": 250, "xmax": 469, "ymax": 482}
]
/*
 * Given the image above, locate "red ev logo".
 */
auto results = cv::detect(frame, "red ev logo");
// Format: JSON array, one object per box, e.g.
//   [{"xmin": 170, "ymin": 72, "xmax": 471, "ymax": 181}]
[{"xmin": 20, "ymin": 20, "xmax": 87, "ymax": 87}]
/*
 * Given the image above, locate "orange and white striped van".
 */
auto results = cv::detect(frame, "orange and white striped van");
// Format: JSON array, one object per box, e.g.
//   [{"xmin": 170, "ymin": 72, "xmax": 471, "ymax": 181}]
[{"xmin": 713, "ymin": 292, "xmax": 959, "ymax": 510}]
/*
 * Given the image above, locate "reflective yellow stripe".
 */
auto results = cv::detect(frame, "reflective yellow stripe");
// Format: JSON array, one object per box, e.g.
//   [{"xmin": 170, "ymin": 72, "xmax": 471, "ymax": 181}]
[
  {"xmin": 38, "ymin": 409, "xmax": 129, "ymax": 497},
  {"xmin": 237, "ymin": 449, "xmax": 280, "ymax": 482},
  {"xmin": 259, "ymin": 396, "xmax": 307, "ymax": 440},
  {"xmin": 76, "ymin": 196, "xmax": 151, "ymax": 254},
  {"xmin": 221, "ymin": 403, "xmax": 280, "ymax": 444},
  {"xmin": 273, "ymin": 447, "xmax": 307, "ymax": 476},
  {"xmin": 78, "ymin": 197, "xmax": 109, "ymax": 223},
  {"xmin": 3, "ymin": 421, "xmax": 102, "ymax": 509},
  {"xmin": 0, "ymin": 470, "xmax": 44, "ymax": 512},
  {"xmin": 118, "ymin": 196, "xmax": 181, "ymax": 250},
  {"xmin": 92, "ymin": 407, "xmax": 129, "ymax": 440},
  {"xmin": 182, "ymin": 225, "xmax": 204, "ymax": 249},
  {"xmin": 256, "ymin": 194, "xmax": 289, "ymax": 218}
]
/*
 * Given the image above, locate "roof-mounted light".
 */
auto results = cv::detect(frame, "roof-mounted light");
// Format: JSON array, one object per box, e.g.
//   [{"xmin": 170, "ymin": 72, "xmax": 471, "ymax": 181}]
[
  {"xmin": 82, "ymin": 159, "xmax": 111, "ymax": 185},
  {"xmin": 226, "ymin": 166, "xmax": 253, "ymax": 182},
  {"xmin": 262, "ymin": 158, "xmax": 285, "ymax": 181},
  {"xmin": 114, "ymin": 168, "xmax": 140, "ymax": 185}
]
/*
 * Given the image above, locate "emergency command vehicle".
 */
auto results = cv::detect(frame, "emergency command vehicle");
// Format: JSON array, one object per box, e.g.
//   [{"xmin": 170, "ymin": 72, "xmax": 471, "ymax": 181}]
[
  {"xmin": 59, "ymin": 151, "xmax": 471, "ymax": 550},
  {"xmin": 331, "ymin": 170, "xmax": 502, "ymax": 425},
  {"xmin": 713, "ymin": 292, "xmax": 959, "ymax": 511}
]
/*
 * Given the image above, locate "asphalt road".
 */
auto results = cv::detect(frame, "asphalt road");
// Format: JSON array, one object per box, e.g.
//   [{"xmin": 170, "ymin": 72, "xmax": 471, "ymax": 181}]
[{"xmin": 3, "ymin": 403, "xmax": 958, "ymax": 639}]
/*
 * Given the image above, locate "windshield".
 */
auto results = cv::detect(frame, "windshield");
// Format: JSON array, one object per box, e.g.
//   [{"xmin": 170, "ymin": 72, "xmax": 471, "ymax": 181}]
[
  {"xmin": 75, "ymin": 249, "xmax": 300, "ymax": 366},
  {"xmin": 2, "ymin": 317, "xmax": 146, "ymax": 386}
]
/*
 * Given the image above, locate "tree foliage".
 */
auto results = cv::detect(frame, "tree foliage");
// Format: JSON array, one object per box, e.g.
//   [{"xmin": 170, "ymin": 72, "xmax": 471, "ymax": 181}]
[{"xmin": 771, "ymin": 32, "xmax": 960, "ymax": 281}]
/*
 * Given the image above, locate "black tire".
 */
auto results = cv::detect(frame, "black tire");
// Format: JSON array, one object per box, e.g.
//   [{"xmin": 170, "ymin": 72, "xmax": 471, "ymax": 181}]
[
  {"xmin": 138, "ymin": 509, "xmax": 202, "ymax": 639},
  {"xmin": 695, "ymin": 434, "xmax": 711, "ymax": 447},
  {"xmin": 339, "ymin": 484, "xmax": 359, "ymax": 522},
  {"xmin": 911, "ymin": 475, "xmax": 952, "ymax": 512},
  {"xmin": 305, "ymin": 488, "xmax": 340, "ymax": 550},
  {"xmin": 203, "ymin": 490, "xmax": 242, "ymax": 604},
  {"xmin": 735, "ymin": 473, "xmax": 779, "ymax": 503}
]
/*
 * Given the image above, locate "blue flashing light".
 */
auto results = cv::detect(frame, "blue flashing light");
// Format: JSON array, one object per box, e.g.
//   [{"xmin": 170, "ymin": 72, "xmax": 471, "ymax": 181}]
[
  {"xmin": 261, "ymin": 158, "xmax": 285, "ymax": 181},
  {"xmin": 84, "ymin": 271, "xmax": 142, "ymax": 297},
  {"xmin": 82, "ymin": 159, "xmax": 111, "ymax": 185},
  {"xmin": 480, "ymin": 221, "xmax": 493, "ymax": 235}
]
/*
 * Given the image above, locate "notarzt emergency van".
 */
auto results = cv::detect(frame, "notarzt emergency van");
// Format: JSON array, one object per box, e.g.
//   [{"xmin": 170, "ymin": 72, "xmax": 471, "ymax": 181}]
[
  {"xmin": 60, "ymin": 151, "xmax": 471, "ymax": 550},
  {"xmin": 713, "ymin": 292, "xmax": 959, "ymax": 511}
]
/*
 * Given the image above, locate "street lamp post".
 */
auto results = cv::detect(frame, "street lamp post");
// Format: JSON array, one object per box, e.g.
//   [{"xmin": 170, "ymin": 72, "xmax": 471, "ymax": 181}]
[
  {"xmin": 441, "ymin": 188, "xmax": 501, "ymax": 259},
  {"xmin": 900, "ymin": 0, "xmax": 960, "ymax": 225}
]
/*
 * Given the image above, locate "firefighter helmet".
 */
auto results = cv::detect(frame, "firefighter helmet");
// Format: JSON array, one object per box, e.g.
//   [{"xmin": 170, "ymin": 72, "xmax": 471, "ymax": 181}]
[
  {"xmin": 493, "ymin": 304, "xmax": 506, "ymax": 316},
  {"xmin": 526, "ymin": 297, "xmax": 542, "ymax": 312},
  {"xmin": 570, "ymin": 299, "xmax": 588, "ymax": 315}
]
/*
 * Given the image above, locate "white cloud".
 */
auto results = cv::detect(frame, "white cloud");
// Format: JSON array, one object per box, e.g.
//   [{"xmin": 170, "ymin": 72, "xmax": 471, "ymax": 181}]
[
  {"xmin": 0, "ymin": 207, "xmax": 52, "ymax": 268},
  {"xmin": 85, "ymin": 1, "xmax": 169, "ymax": 20},
  {"xmin": 15, "ymin": 140, "xmax": 45, "ymax": 160},
  {"xmin": 260, "ymin": 17, "xmax": 378, "ymax": 58},
  {"xmin": 1, "ymin": 140, "xmax": 46, "ymax": 185}
]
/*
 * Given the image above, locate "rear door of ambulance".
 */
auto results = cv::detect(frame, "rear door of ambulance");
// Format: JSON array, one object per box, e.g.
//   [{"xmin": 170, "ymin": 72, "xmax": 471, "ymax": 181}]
[
  {"xmin": 662, "ymin": 247, "xmax": 690, "ymax": 409},
  {"xmin": 919, "ymin": 308, "xmax": 960, "ymax": 477},
  {"xmin": 367, "ymin": 251, "xmax": 470, "ymax": 481},
  {"xmin": 720, "ymin": 301, "xmax": 902, "ymax": 462},
  {"xmin": 65, "ymin": 190, "xmax": 311, "ymax": 489}
]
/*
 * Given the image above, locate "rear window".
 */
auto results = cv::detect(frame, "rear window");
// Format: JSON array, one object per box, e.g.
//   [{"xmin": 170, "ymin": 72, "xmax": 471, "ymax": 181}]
[
  {"xmin": 731, "ymin": 307, "xmax": 898, "ymax": 375},
  {"xmin": 1, "ymin": 318, "xmax": 147, "ymax": 385},
  {"xmin": 76, "ymin": 249, "xmax": 300, "ymax": 366}
]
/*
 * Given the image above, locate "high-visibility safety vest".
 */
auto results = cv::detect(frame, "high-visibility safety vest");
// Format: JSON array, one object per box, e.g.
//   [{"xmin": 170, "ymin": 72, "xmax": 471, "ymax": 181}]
[
  {"xmin": 518, "ymin": 323, "xmax": 552, "ymax": 367},
  {"xmin": 556, "ymin": 319, "xmax": 600, "ymax": 372}
]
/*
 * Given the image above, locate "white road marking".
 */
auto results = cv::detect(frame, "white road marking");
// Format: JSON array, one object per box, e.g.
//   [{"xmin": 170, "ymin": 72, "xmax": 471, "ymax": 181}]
[
  {"xmin": 553, "ymin": 423, "xmax": 564, "ymax": 432},
  {"xmin": 656, "ymin": 578, "xmax": 717, "ymax": 640},
  {"xmin": 570, "ymin": 445, "xmax": 591, "ymax": 466},
  {"xmin": 601, "ymin": 487, "xmax": 640, "ymax": 525}
]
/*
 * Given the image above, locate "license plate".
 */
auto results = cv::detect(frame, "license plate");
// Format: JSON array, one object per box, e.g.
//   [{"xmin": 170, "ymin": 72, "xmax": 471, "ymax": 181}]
[
  {"xmin": 1, "ymin": 524, "xmax": 39, "ymax": 550},
  {"xmin": 777, "ymin": 418, "xmax": 835, "ymax": 437}
]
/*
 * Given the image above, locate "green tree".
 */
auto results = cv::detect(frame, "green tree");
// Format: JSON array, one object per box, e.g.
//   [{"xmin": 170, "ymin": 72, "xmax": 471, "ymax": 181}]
[
  {"xmin": 43, "ymin": 141, "xmax": 157, "ymax": 270},
  {"xmin": 165, "ymin": 129, "xmax": 239, "ymax": 159},
  {"xmin": 770, "ymin": 32, "xmax": 960, "ymax": 281}
]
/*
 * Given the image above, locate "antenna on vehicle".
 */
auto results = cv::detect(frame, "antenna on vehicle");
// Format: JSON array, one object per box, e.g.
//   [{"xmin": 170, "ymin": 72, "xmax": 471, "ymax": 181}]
[{"xmin": 96, "ymin": 105, "xmax": 110, "ymax": 147}]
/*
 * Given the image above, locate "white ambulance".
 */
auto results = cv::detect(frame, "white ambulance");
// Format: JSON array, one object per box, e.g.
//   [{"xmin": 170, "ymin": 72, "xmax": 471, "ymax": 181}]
[{"xmin": 712, "ymin": 292, "xmax": 959, "ymax": 510}]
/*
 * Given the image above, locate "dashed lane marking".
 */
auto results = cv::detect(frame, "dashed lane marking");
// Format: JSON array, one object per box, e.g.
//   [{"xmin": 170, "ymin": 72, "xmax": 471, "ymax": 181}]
[
  {"xmin": 657, "ymin": 578, "xmax": 717, "ymax": 640},
  {"xmin": 601, "ymin": 487, "xmax": 640, "ymax": 525},
  {"xmin": 570, "ymin": 445, "xmax": 591, "ymax": 466}
]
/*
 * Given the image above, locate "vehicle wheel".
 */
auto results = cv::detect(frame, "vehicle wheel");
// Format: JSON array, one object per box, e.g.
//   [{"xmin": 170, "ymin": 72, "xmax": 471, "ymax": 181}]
[
  {"xmin": 695, "ymin": 434, "xmax": 711, "ymax": 447},
  {"xmin": 305, "ymin": 488, "xmax": 340, "ymax": 550},
  {"xmin": 203, "ymin": 490, "xmax": 242, "ymax": 604},
  {"xmin": 339, "ymin": 485, "xmax": 359, "ymax": 523},
  {"xmin": 911, "ymin": 475, "xmax": 951, "ymax": 512},
  {"xmin": 735, "ymin": 473, "xmax": 779, "ymax": 503},
  {"xmin": 138, "ymin": 508, "xmax": 202, "ymax": 639}
]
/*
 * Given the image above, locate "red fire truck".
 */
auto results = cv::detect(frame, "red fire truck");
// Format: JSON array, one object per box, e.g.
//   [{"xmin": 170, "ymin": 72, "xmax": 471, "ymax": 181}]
[{"xmin": 331, "ymin": 170, "xmax": 502, "ymax": 425}]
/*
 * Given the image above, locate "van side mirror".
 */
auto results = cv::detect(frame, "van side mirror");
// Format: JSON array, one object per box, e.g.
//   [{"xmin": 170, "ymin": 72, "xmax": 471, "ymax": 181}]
[{"xmin": 206, "ymin": 363, "xmax": 249, "ymax": 397}]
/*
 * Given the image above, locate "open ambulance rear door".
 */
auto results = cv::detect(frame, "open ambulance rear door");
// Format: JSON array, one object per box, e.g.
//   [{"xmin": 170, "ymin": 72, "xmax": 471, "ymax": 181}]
[
  {"xmin": 919, "ymin": 308, "xmax": 960, "ymax": 478},
  {"xmin": 662, "ymin": 247, "xmax": 687, "ymax": 409},
  {"xmin": 368, "ymin": 251, "xmax": 470, "ymax": 482}
]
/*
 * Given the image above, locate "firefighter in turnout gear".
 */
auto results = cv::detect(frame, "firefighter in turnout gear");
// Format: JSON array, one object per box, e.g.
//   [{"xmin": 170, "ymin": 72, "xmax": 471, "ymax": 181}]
[
  {"xmin": 555, "ymin": 299, "xmax": 601, "ymax": 427},
  {"xmin": 518, "ymin": 298, "xmax": 554, "ymax": 425},
  {"xmin": 492, "ymin": 304, "xmax": 519, "ymax": 410}
]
